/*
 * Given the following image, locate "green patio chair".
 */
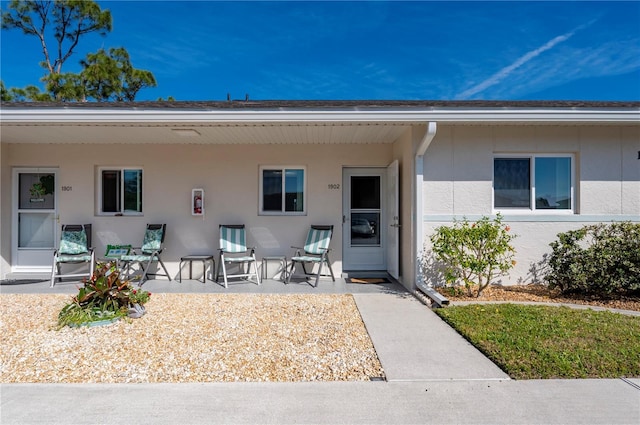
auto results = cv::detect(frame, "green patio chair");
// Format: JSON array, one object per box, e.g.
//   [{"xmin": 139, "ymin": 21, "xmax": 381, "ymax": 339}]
[
  {"xmin": 120, "ymin": 224, "xmax": 171, "ymax": 285},
  {"xmin": 216, "ymin": 224, "xmax": 260, "ymax": 288},
  {"xmin": 51, "ymin": 224, "xmax": 95, "ymax": 287},
  {"xmin": 287, "ymin": 225, "xmax": 335, "ymax": 287}
]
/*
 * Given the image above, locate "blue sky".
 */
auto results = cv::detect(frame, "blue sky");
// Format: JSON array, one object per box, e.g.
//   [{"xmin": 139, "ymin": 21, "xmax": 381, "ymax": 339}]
[{"xmin": 1, "ymin": 1, "xmax": 639, "ymax": 101}]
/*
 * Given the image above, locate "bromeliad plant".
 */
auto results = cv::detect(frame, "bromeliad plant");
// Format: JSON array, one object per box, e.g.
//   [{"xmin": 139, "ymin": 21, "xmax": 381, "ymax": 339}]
[
  {"xmin": 58, "ymin": 261, "xmax": 151, "ymax": 327},
  {"xmin": 430, "ymin": 214, "xmax": 517, "ymax": 298}
]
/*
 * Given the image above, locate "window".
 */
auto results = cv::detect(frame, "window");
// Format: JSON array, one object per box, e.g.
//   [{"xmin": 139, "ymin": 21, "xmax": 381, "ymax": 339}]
[
  {"xmin": 494, "ymin": 155, "xmax": 573, "ymax": 212},
  {"xmin": 99, "ymin": 167, "xmax": 143, "ymax": 215},
  {"xmin": 260, "ymin": 166, "xmax": 305, "ymax": 215}
]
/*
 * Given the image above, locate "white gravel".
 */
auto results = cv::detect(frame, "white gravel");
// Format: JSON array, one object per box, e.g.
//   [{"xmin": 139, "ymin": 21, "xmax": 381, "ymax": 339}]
[{"xmin": 0, "ymin": 293, "xmax": 384, "ymax": 383}]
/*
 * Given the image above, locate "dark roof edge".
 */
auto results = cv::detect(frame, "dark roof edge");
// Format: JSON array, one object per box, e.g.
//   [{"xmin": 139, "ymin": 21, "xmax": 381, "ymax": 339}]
[{"xmin": 2, "ymin": 100, "xmax": 640, "ymax": 109}]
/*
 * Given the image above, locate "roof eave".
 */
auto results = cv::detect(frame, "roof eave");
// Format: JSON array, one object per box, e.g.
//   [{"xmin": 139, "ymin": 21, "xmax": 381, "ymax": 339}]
[{"xmin": 1, "ymin": 107, "xmax": 639, "ymax": 124}]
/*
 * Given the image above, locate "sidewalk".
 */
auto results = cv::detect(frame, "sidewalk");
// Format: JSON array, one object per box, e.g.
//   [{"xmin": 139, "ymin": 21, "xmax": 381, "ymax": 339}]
[{"xmin": 1, "ymin": 278, "xmax": 639, "ymax": 424}]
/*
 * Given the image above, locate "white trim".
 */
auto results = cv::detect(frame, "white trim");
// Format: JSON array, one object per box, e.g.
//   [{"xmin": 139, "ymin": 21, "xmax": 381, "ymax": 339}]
[
  {"xmin": 423, "ymin": 214, "xmax": 640, "ymax": 223},
  {"xmin": 2, "ymin": 108, "xmax": 638, "ymax": 124}
]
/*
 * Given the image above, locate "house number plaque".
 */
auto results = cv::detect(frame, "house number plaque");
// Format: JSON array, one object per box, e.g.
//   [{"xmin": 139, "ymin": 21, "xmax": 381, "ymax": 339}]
[
  {"xmin": 61, "ymin": 186, "xmax": 72, "ymax": 191},
  {"xmin": 328, "ymin": 184, "xmax": 340, "ymax": 190}
]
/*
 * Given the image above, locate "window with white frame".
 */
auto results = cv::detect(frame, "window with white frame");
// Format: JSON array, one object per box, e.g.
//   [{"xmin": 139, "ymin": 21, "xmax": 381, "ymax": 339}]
[
  {"xmin": 259, "ymin": 166, "xmax": 306, "ymax": 215},
  {"xmin": 493, "ymin": 155, "xmax": 573, "ymax": 212},
  {"xmin": 98, "ymin": 167, "xmax": 143, "ymax": 215}
]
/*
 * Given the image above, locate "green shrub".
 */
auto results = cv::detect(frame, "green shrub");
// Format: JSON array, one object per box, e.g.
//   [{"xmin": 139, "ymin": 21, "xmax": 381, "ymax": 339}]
[
  {"xmin": 429, "ymin": 214, "xmax": 517, "ymax": 297},
  {"xmin": 58, "ymin": 261, "xmax": 151, "ymax": 327},
  {"xmin": 544, "ymin": 222, "xmax": 640, "ymax": 295}
]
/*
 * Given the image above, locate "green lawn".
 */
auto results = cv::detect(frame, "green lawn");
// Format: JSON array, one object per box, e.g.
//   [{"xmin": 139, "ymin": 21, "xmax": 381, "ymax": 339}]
[{"xmin": 435, "ymin": 304, "xmax": 640, "ymax": 379}]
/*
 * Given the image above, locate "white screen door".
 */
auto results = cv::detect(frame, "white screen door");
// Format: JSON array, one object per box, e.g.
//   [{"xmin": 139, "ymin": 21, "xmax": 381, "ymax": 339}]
[
  {"xmin": 12, "ymin": 168, "xmax": 58, "ymax": 272},
  {"xmin": 342, "ymin": 167, "xmax": 386, "ymax": 271}
]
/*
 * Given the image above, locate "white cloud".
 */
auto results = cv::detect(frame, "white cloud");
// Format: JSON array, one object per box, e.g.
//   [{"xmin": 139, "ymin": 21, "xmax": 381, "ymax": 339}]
[{"xmin": 456, "ymin": 21, "xmax": 597, "ymax": 99}]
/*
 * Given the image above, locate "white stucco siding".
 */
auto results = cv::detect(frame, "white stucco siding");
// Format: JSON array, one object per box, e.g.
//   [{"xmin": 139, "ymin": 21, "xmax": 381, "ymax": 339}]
[
  {"xmin": 579, "ymin": 127, "xmax": 624, "ymax": 214},
  {"xmin": 1, "ymin": 142, "xmax": 394, "ymax": 279},
  {"xmin": 421, "ymin": 128, "xmax": 453, "ymax": 215},
  {"xmin": 420, "ymin": 124, "xmax": 640, "ymax": 286},
  {"xmin": 622, "ymin": 126, "xmax": 640, "ymax": 215}
]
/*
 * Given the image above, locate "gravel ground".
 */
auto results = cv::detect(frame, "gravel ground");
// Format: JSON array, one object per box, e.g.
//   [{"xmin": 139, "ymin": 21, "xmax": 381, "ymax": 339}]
[
  {"xmin": 0, "ymin": 293, "xmax": 384, "ymax": 383},
  {"xmin": 437, "ymin": 284, "xmax": 640, "ymax": 312}
]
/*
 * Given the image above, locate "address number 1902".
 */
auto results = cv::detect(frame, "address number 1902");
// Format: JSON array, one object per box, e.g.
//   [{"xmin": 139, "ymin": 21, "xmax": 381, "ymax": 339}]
[{"xmin": 328, "ymin": 184, "xmax": 340, "ymax": 190}]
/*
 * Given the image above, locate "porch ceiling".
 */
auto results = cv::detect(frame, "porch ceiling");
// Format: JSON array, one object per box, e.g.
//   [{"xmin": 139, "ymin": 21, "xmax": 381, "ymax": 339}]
[{"xmin": 0, "ymin": 122, "xmax": 412, "ymax": 144}]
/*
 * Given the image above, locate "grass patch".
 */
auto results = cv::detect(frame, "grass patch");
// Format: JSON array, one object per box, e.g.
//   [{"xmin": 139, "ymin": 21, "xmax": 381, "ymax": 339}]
[{"xmin": 435, "ymin": 304, "xmax": 640, "ymax": 379}]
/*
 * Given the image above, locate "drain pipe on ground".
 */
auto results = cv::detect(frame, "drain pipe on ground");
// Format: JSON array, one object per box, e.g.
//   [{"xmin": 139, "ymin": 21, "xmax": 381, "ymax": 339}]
[{"xmin": 413, "ymin": 122, "xmax": 449, "ymax": 307}]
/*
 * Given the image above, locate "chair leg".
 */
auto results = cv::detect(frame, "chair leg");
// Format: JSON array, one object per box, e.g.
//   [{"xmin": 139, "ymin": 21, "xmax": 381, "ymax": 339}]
[
  {"xmin": 252, "ymin": 256, "xmax": 261, "ymax": 285},
  {"xmin": 220, "ymin": 253, "xmax": 229, "ymax": 288},
  {"xmin": 314, "ymin": 261, "xmax": 323, "ymax": 287},
  {"xmin": 121, "ymin": 261, "xmax": 131, "ymax": 281},
  {"xmin": 215, "ymin": 253, "xmax": 222, "ymax": 283},
  {"xmin": 286, "ymin": 261, "xmax": 296, "ymax": 284},
  {"xmin": 138, "ymin": 260, "xmax": 151, "ymax": 285},
  {"xmin": 157, "ymin": 258, "xmax": 172, "ymax": 281},
  {"xmin": 325, "ymin": 254, "xmax": 335, "ymax": 282},
  {"xmin": 89, "ymin": 254, "xmax": 95, "ymax": 281},
  {"xmin": 50, "ymin": 257, "xmax": 57, "ymax": 287}
]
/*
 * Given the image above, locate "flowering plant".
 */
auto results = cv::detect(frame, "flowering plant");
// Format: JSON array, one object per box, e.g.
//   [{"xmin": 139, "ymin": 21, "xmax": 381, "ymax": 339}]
[
  {"xmin": 429, "ymin": 214, "xmax": 517, "ymax": 297},
  {"xmin": 129, "ymin": 288, "xmax": 151, "ymax": 305},
  {"xmin": 58, "ymin": 261, "xmax": 151, "ymax": 327}
]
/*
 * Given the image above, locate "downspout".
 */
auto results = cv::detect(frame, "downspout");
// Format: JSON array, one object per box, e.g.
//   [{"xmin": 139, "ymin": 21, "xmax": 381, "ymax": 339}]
[{"xmin": 414, "ymin": 122, "xmax": 437, "ymax": 289}]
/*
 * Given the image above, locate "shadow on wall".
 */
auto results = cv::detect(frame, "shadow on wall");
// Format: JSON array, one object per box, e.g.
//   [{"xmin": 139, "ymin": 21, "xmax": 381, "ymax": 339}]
[
  {"xmin": 517, "ymin": 254, "xmax": 549, "ymax": 285},
  {"xmin": 419, "ymin": 248, "xmax": 550, "ymax": 287},
  {"xmin": 417, "ymin": 250, "xmax": 446, "ymax": 287}
]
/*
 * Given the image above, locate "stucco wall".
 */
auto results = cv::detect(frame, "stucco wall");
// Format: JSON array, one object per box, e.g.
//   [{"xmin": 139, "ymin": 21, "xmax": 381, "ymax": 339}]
[
  {"xmin": 1, "ymin": 142, "xmax": 395, "ymax": 279},
  {"xmin": 420, "ymin": 124, "xmax": 640, "ymax": 286},
  {"xmin": 0, "ymin": 144, "xmax": 6, "ymax": 279}
]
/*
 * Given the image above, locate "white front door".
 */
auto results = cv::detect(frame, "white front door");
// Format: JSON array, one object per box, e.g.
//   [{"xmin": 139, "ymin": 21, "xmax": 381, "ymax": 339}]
[
  {"xmin": 342, "ymin": 167, "xmax": 386, "ymax": 271},
  {"xmin": 12, "ymin": 168, "xmax": 58, "ymax": 272}
]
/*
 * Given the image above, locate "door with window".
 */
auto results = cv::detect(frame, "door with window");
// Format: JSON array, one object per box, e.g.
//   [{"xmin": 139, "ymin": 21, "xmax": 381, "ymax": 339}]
[
  {"xmin": 342, "ymin": 167, "xmax": 387, "ymax": 271},
  {"xmin": 12, "ymin": 168, "xmax": 58, "ymax": 271}
]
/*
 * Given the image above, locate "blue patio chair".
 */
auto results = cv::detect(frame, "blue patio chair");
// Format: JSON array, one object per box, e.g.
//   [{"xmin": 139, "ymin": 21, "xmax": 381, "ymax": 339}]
[
  {"xmin": 287, "ymin": 225, "xmax": 335, "ymax": 287},
  {"xmin": 51, "ymin": 224, "xmax": 95, "ymax": 287},
  {"xmin": 216, "ymin": 224, "xmax": 260, "ymax": 288},
  {"xmin": 120, "ymin": 224, "xmax": 171, "ymax": 285}
]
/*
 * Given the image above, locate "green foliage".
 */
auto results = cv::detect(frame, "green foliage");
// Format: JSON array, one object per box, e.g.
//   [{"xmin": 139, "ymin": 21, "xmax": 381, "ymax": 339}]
[
  {"xmin": 2, "ymin": 0, "xmax": 157, "ymax": 101},
  {"xmin": 2, "ymin": 0, "xmax": 112, "ymax": 74},
  {"xmin": 58, "ymin": 261, "xmax": 151, "ymax": 328},
  {"xmin": 544, "ymin": 222, "xmax": 640, "ymax": 295},
  {"xmin": 429, "ymin": 214, "xmax": 517, "ymax": 297},
  {"xmin": 436, "ymin": 304, "xmax": 640, "ymax": 379},
  {"xmin": 80, "ymin": 47, "xmax": 157, "ymax": 101},
  {"xmin": 1, "ymin": 81, "xmax": 11, "ymax": 101},
  {"xmin": 29, "ymin": 175, "xmax": 55, "ymax": 197}
]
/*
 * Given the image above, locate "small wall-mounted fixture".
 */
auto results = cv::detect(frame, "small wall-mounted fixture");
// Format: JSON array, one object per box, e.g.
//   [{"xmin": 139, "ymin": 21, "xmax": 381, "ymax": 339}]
[
  {"xmin": 192, "ymin": 188, "xmax": 204, "ymax": 216},
  {"xmin": 172, "ymin": 128, "xmax": 201, "ymax": 137}
]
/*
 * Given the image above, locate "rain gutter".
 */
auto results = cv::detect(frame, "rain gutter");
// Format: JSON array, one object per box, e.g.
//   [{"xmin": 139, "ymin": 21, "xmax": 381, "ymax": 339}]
[{"xmin": 2, "ymin": 108, "xmax": 639, "ymax": 124}]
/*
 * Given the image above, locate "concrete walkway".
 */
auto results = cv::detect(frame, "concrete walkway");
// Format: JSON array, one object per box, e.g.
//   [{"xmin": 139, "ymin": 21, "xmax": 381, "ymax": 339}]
[{"xmin": 1, "ymin": 278, "xmax": 639, "ymax": 424}]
